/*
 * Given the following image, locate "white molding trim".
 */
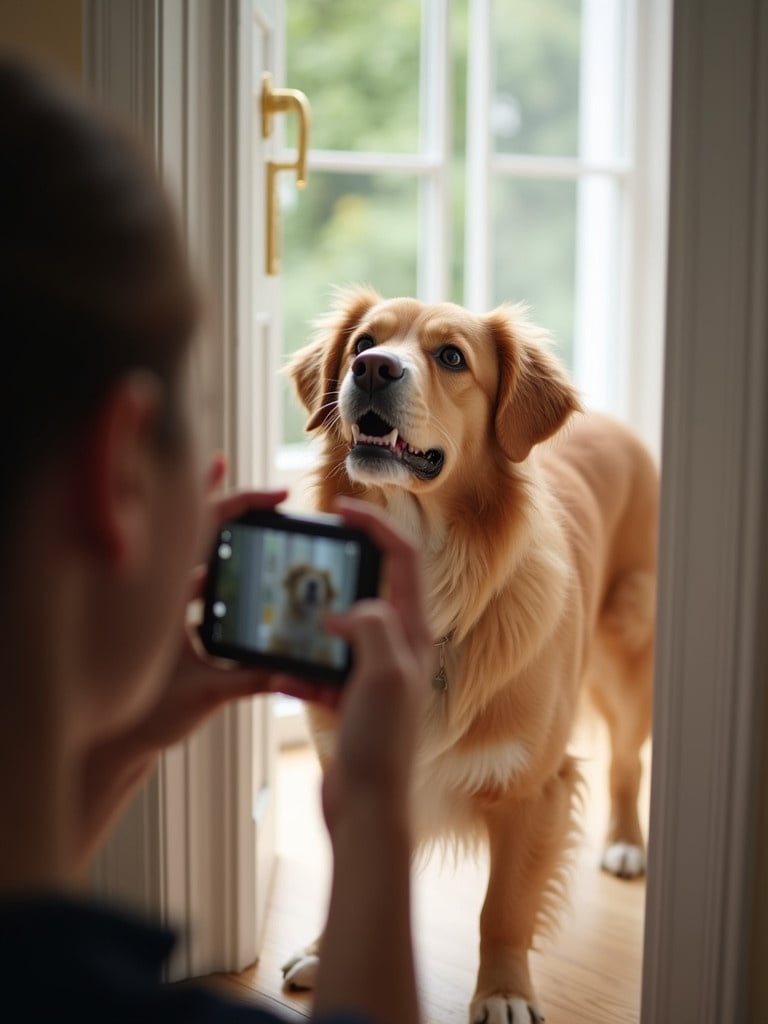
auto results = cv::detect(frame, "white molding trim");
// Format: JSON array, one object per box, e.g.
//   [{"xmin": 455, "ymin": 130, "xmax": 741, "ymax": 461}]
[
  {"xmin": 641, "ymin": 1, "xmax": 768, "ymax": 1020},
  {"xmin": 622, "ymin": 0, "xmax": 672, "ymax": 459},
  {"xmin": 84, "ymin": 0, "xmax": 275, "ymax": 978}
]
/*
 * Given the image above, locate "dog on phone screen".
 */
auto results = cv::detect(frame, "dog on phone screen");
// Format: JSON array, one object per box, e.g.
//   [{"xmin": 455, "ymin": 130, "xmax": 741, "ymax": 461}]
[
  {"xmin": 268, "ymin": 564, "xmax": 337, "ymax": 666},
  {"xmin": 281, "ymin": 286, "xmax": 658, "ymax": 1023}
]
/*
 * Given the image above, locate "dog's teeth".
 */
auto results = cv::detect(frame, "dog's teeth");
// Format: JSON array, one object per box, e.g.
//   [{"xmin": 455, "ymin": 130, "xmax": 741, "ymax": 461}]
[{"xmin": 352, "ymin": 426, "xmax": 404, "ymax": 449}]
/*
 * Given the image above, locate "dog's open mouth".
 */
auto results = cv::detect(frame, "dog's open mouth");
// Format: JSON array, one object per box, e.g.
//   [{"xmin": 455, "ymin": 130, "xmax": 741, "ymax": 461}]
[{"xmin": 349, "ymin": 411, "xmax": 444, "ymax": 480}]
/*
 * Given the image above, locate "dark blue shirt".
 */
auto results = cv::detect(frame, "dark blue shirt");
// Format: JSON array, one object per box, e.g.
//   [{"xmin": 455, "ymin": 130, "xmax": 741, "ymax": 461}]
[{"xmin": 0, "ymin": 896, "xmax": 367, "ymax": 1023}]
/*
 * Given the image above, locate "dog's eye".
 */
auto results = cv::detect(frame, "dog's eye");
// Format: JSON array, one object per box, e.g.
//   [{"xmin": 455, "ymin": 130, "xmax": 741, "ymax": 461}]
[
  {"xmin": 437, "ymin": 345, "xmax": 466, "ymax": 370},
  {"xmin": 354, "ymin": 334, "xmax": 375, "ymax": 354}
]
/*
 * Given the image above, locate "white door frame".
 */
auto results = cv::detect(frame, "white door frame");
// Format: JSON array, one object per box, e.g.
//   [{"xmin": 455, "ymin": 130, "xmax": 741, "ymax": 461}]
[
  {"xmin": 84, "ymin": 0, "xmax": 276, "ymax": 978},
  {"xmin": 641, "ymin": 0, "xmax": 768, "ymax": 1020},
  {"xmin": 83, "ymin": 1, "xmax": 768, "ymax": 1018}
]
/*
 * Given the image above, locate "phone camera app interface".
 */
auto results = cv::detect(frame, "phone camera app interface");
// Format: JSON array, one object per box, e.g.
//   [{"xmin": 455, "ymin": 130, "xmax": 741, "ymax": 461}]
[{"xmin": 212, "ymin": 525, "xmax": 361, "ymax": 669}]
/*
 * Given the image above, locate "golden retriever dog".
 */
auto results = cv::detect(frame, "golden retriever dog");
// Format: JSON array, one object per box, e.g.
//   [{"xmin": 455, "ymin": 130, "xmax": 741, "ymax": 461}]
[
  {"xmin": 282, "ymin": 286, "xmax": 658, "ymax": 1023},
  {"xmin": 268, "ymin": 564, "xmax": 338, "ymax": 666}
]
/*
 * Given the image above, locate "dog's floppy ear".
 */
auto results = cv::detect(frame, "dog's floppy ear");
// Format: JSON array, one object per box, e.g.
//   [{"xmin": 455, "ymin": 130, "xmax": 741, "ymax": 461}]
[
  {"xmin": 282, "ymin": 564, "xmax": 306, "ymax": 590},
  {"xmin": 287, "ymin": 285, "xmax": 381, "ymax": 432},
  {"xmin": 487, "ymin": 305, "xmax": 581, "ymax": 463}
]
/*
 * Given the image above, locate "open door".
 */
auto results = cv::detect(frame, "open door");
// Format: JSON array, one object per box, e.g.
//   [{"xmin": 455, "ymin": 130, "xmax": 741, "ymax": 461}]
[{"xmin": 84, "ymin": 0, "xmax": 306, "ymax": 978}]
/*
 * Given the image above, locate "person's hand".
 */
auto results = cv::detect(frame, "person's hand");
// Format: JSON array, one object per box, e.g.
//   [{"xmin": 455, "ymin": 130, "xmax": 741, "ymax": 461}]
[
  {"xmin": 73, "ymin": 457, "xmax": 322, "ymax": 869},
  {"xmin": 117, "ymin": 484, "xmax": 327, "ymax": 754},
  {"xmin": 304, "ymin": 498, "xmax": 433, "ymax": 839},
  {"xmin": 88, "ymin": 456, "xmax": 331, "ymax": 757}
]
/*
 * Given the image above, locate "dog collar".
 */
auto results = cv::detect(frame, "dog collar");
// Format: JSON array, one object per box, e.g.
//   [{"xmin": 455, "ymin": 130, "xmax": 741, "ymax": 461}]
[{"xmin": 432, "ymin": 634, "xmax": 451, "ymax": 693}]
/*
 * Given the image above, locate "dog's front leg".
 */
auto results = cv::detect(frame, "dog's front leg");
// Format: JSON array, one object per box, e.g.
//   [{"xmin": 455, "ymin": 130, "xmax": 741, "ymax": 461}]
[
  {"xmin": 282, "ymin": 933, "xmax": 323, "ymax": 990},
  {"xmin": 472, "ymin": 756, "xmax": 581, "ymax": 1024}
]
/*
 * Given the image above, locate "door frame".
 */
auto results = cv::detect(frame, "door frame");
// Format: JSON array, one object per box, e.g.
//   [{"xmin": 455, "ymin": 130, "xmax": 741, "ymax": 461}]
[
  {"xmin": 641, "ymin": 0, "xmax": 768, "ymax": 1020},
  {"xmin": 84, "ymin": 0, "xmax": 276, "ymax": 978},
  {"xmin": 82, "ymin": 0, "xmax": 768, "ymax": 1017}
]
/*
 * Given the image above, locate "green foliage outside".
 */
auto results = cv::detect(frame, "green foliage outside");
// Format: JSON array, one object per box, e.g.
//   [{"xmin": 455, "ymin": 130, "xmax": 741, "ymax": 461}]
[{"xmin": 282, "ymin": 0, "xmax": 582, "ymax": 445}]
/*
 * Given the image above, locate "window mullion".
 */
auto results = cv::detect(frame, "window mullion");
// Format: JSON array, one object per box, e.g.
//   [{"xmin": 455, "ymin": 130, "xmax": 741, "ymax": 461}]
[
  {"xmin": 492, "ymin": 154, "xmax": 630, "ymax": 179},
  {"xmin": 418, "ymin": 0, "xmax": 451, "ymax": 301},
  {"xmin": 299, "ymin": 150, "xmax": 442, "ymax": 173},
  {"xmin": 464, "ymin": 0, "xmax": 492, "ymax": 311}
]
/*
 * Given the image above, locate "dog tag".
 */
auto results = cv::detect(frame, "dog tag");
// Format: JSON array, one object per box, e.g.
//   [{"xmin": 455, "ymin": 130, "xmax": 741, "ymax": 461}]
[
  {"xmin": 432, "ymin": 635, "xmax": 450, "ymax": 692},
  {"xmin": 432, "ymin": 667, "xmax": 448, "ymax": 693}
]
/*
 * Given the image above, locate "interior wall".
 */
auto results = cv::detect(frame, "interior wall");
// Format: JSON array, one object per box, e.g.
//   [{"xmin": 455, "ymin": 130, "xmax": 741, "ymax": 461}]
[{"xmin": 0, "ymin": 0, "xmax": 83, "ymax": 82}]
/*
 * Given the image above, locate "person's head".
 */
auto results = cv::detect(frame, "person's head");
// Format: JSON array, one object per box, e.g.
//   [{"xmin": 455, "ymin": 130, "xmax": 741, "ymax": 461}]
[{"xmin": 0, "ymin": 57, "xmax": 208, "ymax": 744}]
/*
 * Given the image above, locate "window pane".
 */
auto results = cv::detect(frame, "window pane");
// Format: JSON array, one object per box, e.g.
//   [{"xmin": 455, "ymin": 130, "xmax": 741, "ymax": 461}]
[
  {"xmin": 286, "ymin": 0, "xmax": 423, "ymax": 153},
  {"xmin": 492, "ymin": 178, "xmax": 577, "ymax": 369},
  {"xmin": 281, "ymin": 172, "xmax": 420, "ymax": 445},
  {"xmin": 492, "ymin": 0, "xmax": 582, "ymax": 157}
]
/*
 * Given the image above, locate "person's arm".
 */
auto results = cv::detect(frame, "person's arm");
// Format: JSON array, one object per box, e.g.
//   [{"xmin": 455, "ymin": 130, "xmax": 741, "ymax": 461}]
[
  {"xmin": 73, "ymin": 483, "xmax": 325, "ymax": 872},
  {"xmin": 306, "ymin": 500, "xmax": 432, "ymax": 1024},
  {"xmin": 76, "ymin": 737, "xmax": 158, "ymax": 871},
  {"xmin": 318, "ymin": 798, "xmax": 416, "ymax": 1024},
  {"xmin": 76, "ymin": 647, "xmax": 333, "ymax": 872}
]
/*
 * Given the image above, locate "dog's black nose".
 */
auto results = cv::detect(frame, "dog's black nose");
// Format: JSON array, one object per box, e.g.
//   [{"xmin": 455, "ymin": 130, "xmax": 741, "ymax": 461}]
[{"xmin": 351, "ymin": 350, "xmax": 404, "ymax": 394}]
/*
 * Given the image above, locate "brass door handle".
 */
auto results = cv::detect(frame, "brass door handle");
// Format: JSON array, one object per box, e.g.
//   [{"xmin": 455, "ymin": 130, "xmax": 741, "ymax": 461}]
[{"xmin": 261, "ymin": 72, "xmax": 311, "ymax": 275}]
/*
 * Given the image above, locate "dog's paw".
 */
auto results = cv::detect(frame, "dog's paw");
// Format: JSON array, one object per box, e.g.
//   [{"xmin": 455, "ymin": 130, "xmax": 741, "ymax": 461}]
[
  {"xmin": 470, "ymin": 994, "xmax": 545, "ymax": 1024},
  {"xmin": 281, "ymin": 950, "xmax": 320, "ymax": 990},
  {"xmin": 601, "ymin": 841, "xmax": 645, "ymax": 879}
]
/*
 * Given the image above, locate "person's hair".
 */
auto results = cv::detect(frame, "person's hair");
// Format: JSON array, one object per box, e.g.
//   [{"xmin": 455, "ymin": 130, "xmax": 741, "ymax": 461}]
[{"xmin": 0, "ymin": 57, "xmax": 198, "ymax": 538}]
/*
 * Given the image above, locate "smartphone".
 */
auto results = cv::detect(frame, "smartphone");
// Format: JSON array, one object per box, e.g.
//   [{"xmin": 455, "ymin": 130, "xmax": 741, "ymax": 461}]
[{"xmin": 199, "ymin": 508, "xmax": 382, "ymax": 683}]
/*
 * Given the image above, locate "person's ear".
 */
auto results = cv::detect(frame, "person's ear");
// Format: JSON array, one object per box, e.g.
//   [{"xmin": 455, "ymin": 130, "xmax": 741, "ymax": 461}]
[{"xmin": 78, "ymin": 372, "xmax": 166, "ymax": 573}]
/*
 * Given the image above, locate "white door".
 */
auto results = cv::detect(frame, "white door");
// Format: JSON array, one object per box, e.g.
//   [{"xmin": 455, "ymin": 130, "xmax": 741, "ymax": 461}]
[{"xmin": 84, "ymin": 0, "xmax": 305, "ymax": 979}]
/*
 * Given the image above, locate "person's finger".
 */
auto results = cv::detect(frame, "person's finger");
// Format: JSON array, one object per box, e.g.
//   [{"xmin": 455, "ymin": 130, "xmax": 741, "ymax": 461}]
[
  {"xmin": 206, "ymin": 667, "xmax": 278, "ymax": 700},
  {"xmin": 188, "ymin": 564, "xmax": 207, "ymax": 601},
  {"xmin": 180, "ymin": 640, "xmax": 346, "ymax": 709},
  {"xmin": 206, "ymin": 452, "xmax": 228, "ymax": 495},
  {"xmin": 269, "ymin": 674, "xmax": 345, "ymax": 709},
  {"xmin": 211, "ymin": 667, "xmax": 344, "ymax": 710},
  {"xmin": 332, "ymin": 498, "xmax": 432, "ymax": 650},
  {"xmin": 193, "ymin": 490, "xmax": 289, "ymax": 597},
  {"xmin": 215, "ymin": 488, "xmax": 289, "ymax": 526},
  {"xmin": 325, "ymin": 601, "xmax": 411, "ymax": 693}
]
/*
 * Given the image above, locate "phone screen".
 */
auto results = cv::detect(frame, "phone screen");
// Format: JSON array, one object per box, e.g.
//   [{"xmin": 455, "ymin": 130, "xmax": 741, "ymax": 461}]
[{"xmin": 201, "ymin": 512, "xmax": 380, "ymax": 681}]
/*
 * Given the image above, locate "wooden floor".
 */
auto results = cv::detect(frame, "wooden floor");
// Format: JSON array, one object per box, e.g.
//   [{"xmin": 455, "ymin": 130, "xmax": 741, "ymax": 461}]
[{"xmin": 212, "ymin": 710, "xmax": 651, "ymax": 1024}]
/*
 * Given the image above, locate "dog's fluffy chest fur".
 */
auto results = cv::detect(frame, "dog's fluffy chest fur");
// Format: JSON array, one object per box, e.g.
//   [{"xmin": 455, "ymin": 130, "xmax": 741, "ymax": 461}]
[{"xmin": 339, "ymin": 471, "xmax": 580, "ymax": 805}]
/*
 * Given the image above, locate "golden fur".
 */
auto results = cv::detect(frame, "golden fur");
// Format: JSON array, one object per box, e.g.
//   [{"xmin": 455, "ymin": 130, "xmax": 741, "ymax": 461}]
[{"xmin": 283, "ymin": 287, "xmax": 658, "ymax": 1021}]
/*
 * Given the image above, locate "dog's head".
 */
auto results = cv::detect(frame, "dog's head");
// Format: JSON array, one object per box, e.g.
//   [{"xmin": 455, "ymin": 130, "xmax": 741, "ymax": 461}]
[
  {"xmin": 283, "ymin": 564, "xmax": 337, "ymax": 617},
  {"xmin": 288, "ymin": 286, "xmax": 580, "ymax": 493}
]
